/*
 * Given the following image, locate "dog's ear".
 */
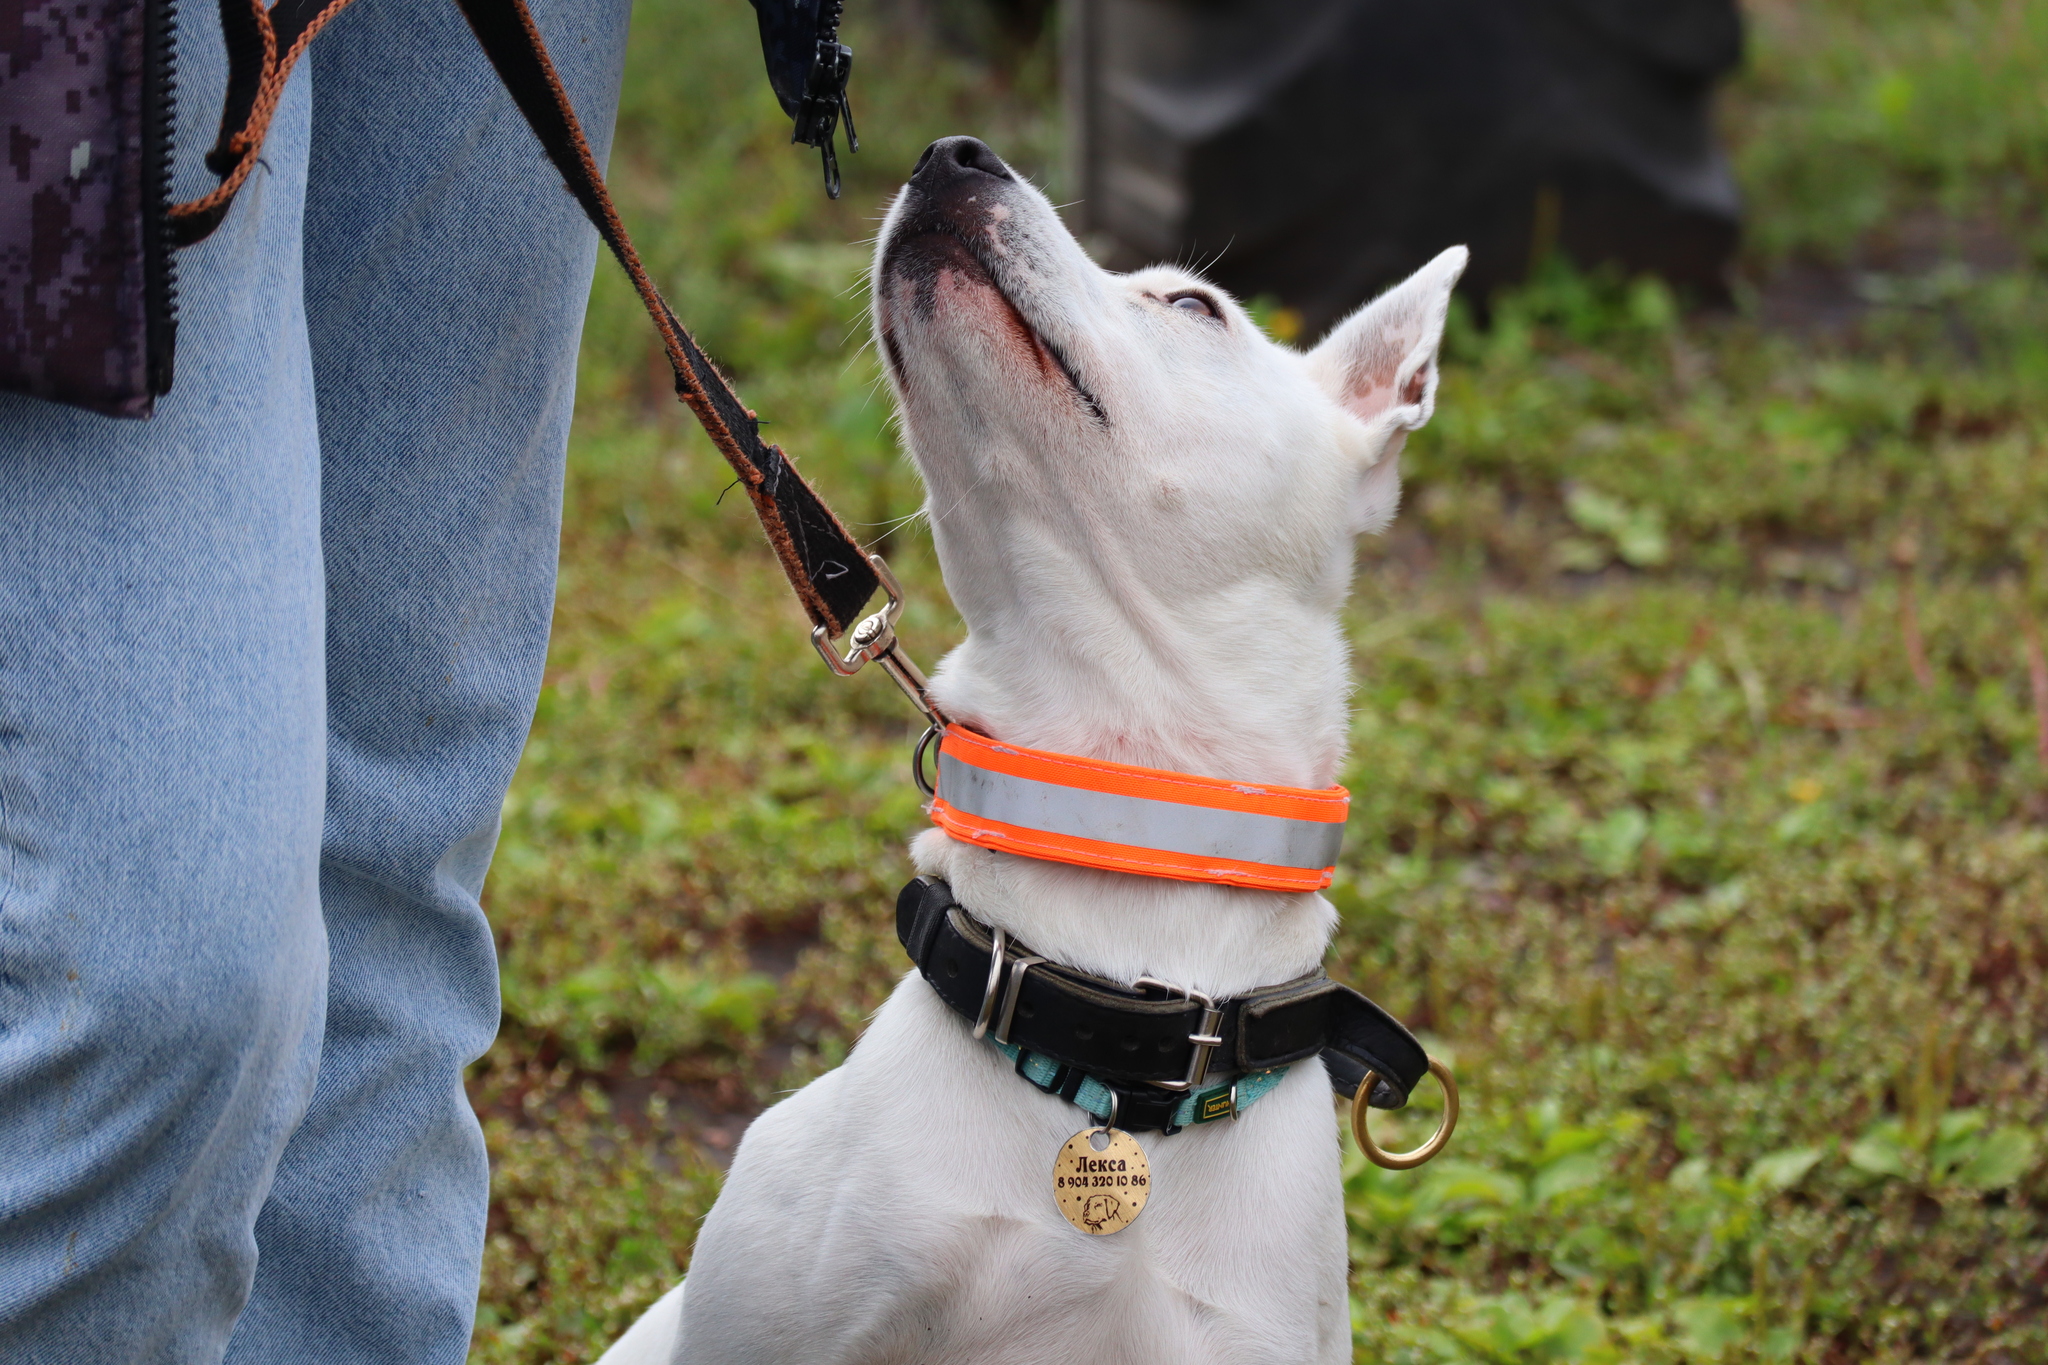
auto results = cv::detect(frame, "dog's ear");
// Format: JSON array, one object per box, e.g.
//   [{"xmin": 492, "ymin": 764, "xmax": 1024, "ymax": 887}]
[
  {"xmin": 1308, "ymin": 245, "xmax": 1468, "ymax": 431},
  {"xmin": 1306, "ymin": 246, "xmax": 1468, "ymax": 534}
]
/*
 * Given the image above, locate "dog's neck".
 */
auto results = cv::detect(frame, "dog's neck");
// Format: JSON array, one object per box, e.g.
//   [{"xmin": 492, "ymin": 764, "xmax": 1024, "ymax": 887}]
[
  {"xmin": 932, "ymin": 594, "xmax": 1351, "ymax": 784},
  {"xmin": 908, "ymin": 598, "xmax": 1349, "ymax": 1001}
]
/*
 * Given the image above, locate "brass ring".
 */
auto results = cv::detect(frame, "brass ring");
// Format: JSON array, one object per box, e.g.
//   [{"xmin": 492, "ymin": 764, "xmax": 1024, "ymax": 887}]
[{"xmin": 1351, "ymin": 1058, "xmax": 1459, "ymax": 1170}]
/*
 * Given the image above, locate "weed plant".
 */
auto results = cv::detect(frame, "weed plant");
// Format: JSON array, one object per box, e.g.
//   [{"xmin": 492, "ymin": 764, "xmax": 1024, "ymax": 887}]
[{"xmin": 469, "ymin": 1, "xmax": 2048, "ymax": 1360}]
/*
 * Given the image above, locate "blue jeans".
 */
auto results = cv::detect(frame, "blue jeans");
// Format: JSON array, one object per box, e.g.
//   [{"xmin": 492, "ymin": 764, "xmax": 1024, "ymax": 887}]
[{"xmin": 0, "ymin": 0, "xmax": 629, "ymax": 1358}]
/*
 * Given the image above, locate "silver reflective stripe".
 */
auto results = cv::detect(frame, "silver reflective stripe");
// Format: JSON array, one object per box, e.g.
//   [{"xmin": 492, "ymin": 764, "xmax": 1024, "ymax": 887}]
[{"xmin": 937, "ymin": 752, "xmax": 1346, "ymax": 869}]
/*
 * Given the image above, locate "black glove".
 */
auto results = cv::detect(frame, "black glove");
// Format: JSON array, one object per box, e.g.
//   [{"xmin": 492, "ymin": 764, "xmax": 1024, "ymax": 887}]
[{"xmin": 748, "ymin": 0, "xmax": 858, "ymax": 197}]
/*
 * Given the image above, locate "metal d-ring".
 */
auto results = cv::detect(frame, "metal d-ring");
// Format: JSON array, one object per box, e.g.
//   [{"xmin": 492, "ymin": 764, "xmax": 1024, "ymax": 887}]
[
  {"xmin": 912, "ymin": 722, "xmax": 942, "ymax": 797},
  {"xmin": 1351, "ymin": 1058, "xmax": 1459, "ymax": 1170}
]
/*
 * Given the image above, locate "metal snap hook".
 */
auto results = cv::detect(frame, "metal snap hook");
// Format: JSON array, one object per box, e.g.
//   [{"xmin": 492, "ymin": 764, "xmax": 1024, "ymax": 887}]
[
  {"xmin": 809, "ymin": 554, "xmax": 948, "ymax": 729},
  {"xmin": 1351, "ymin": 1058, "xmax": 1459, "ymax": 1170}
]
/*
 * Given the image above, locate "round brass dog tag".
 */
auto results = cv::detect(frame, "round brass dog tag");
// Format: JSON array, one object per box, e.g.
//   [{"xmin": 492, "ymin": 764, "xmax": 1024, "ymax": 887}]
[{"xmin": 1052, "ymin": 1127, "xmax": 1150, "ymax": 1235}]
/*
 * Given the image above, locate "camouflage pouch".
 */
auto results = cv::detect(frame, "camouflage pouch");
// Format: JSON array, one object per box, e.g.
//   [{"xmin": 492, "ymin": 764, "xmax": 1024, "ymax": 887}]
[
  {"xmin": 1, "ymin": 0, "xmax": 360, "ymax": 418},
  {"xmin": 1, "ymin": 0, "xmax": 853, "ymax": 421},
  {"xmin": 1, "ymin": 0, "xmax": 178, "ymax": 418}
]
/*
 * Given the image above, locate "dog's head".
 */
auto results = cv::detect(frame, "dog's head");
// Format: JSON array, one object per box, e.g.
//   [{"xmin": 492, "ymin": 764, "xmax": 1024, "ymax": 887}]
[{"xmin": 875, "ymin": 137, "xmax": 1465, "ymax": 784}]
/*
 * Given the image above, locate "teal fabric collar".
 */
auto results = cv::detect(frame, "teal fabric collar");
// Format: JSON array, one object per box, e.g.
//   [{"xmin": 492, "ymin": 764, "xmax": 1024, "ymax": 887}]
[{"xmin": 989, "ymin": 1036, "xmax": 1289, "ymax": 1130}]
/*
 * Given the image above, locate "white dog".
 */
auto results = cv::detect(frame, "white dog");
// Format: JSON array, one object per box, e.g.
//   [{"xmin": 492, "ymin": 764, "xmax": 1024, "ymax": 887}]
[{"xmin": 598, "ymin": 136, "xmax": 1465, "ymax": 1365}]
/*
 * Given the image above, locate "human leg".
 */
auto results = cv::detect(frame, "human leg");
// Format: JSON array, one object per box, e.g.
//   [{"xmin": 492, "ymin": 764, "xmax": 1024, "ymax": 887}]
[
  {"xmin": 217, "ymin": 0, "xmax": 632, "ymax": 1360},
  {"xmin": 0, "ymin": 7, "xmax": 328, "ymax": 1359}
]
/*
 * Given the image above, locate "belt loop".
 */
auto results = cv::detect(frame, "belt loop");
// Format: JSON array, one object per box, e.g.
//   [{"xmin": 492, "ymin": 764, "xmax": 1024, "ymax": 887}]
[
  {"xmin": 972, "ymin": 927, "xmax": 1009, "ymax": 1039},
  {"xmin": 1186, "ymin": 1000, "xmax": 1225, "ymax": 1089},
  {"xmin": 993, "ymin": 953, "xmax": 1047, "ymax": 1044}
]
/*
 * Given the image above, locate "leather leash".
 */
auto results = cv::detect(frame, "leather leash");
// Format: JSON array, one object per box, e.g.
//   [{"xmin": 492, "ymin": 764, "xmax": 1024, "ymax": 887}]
[{"xmin": 169, "ymin": 0, "xmax": 927, "ymax": 692}]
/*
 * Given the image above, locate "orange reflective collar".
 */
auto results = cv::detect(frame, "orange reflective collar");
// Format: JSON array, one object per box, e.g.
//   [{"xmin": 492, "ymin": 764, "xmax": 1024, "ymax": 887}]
[{"xmin": 928, "ymin": 724, "xmax": 1349, "ymax": 892}]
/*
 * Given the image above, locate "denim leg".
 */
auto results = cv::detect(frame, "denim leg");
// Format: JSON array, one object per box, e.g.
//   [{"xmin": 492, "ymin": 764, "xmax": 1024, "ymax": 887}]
[
  {"xmin": 0, "ymin": 8, "xmax": 327, "ymax": 1361},
  {"xmin": 216, "ymin": 0, "xmax": 630, "ymax": 1361}
]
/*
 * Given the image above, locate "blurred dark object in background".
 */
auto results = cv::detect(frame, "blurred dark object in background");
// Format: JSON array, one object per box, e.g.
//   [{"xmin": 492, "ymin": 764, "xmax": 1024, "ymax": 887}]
[
  {"xmin": 884, "ymin": 0, "xmax": 1056, "ymax": 68},
  {"xmin": 1064, "ymin": 0, "xmax": 1743, "ymax": 334}
]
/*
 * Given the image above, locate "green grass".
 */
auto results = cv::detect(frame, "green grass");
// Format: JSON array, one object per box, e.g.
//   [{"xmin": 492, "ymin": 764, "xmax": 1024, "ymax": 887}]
[{"xmin": 468, "ymin": 2, "xmax": 2048, "ymax": 1360}]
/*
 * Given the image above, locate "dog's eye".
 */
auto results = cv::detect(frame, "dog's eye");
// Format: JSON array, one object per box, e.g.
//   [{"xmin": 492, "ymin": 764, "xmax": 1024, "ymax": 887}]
[{"xmin": 1168, "ymin": 292, "xmax": 1219, "ymax": 319}]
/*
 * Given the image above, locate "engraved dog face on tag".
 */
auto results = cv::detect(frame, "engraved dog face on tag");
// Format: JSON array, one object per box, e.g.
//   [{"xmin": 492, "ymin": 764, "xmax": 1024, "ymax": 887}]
[{"xmin": 1052, "ymin": 1127, "xmax": 1149, "ymax": 1235}]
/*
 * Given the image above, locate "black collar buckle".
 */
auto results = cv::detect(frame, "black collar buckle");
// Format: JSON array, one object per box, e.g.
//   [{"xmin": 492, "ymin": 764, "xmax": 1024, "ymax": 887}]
[{"xmin": 1132, "ymin": 977, "xmax": 1225, "ymax": 1092}]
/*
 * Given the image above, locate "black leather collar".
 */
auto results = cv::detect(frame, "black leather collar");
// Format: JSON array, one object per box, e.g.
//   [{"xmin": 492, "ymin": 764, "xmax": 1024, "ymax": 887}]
[{"xmin": 896, "ymin": 877, "xmax": 1428, "ymax": 1132}]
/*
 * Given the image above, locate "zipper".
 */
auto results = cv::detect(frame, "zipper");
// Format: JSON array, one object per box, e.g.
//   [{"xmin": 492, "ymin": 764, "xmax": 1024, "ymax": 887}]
[{"xmin": 140, "ymin": 0, "xmax": 179, "ymax": 397}]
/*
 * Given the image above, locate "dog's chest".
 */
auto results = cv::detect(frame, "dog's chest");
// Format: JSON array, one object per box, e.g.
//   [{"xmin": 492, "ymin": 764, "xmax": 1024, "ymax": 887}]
[{"xmin": 773, "ymin": 985, "xmax": 1351, "ymax": 1364}]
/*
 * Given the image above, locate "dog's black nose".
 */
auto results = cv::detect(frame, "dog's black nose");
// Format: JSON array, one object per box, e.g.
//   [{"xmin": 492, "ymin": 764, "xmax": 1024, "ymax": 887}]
[{"xmin": 910, "ymin": 136, "xmax": 1014, "ymax": 188}]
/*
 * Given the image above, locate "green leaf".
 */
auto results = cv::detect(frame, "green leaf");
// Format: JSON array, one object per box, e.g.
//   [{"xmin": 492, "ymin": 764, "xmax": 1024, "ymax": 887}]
[
  {"xmin": 1554, "ymin": 535, "xmax": 1611, "ymax": 573},
  {"xmin": 1579, "ymin": 807, "xmax": 1650, "ymax": 877},
  {"xmin": 695, "ymin": 973, "xmax": 777, "ymax": 1034},
  {"xmin": 1871, "ymin": 71, "xmax": 1916, "ymax": 127},
  {"xmin": 1935, "ymin": 1109, "xmax": 1987, "ymax": 1143},
  {"xmin": 1533, "ymin": 1151, "xmax": 1609, "ymax": 1204},
  {"xmin": 1847, "ymin": 1123, "xmax": 1916, "ymax": 1180},
  {"xmin": 1745, "ymin": 1146, "xmax": 1824, "ymax": 1193},
  {"xmin": 603, "ymin": 1234, "xmax": 668, "ymax": 1279},
  {"xmin": 1538, "ymin": 1125, "xmax": 1611, "ymax": 1163},
  {"xmin": 1531, "ymin": 1297, "xmax": 1611, "ymax": 1359},
  {"xmin": 1565, "ymin": 485, "xmax": 1670, "ymax": 568},
  {"xmin": 1953, "ymin": 1127, "xmax": 2038, "ymax": 1190},
  {"xmin": 1419, "ymin": 1162, "xmax": 1528, "ymax": 1209},
  {"xmin": 1626, "ymin": 277, "xmax": 1679, "ymax": 333},
  {"xmin": 1771, "ymin": 801, "xmax": 1834, "ymax": 847},
  {"xmin": 1759, "ymin": 1325, "xmax": 1805, "ymax": 1361},
  {"xmin": 1612, "ymin": 516, "xmax": 1671, "ymax": 569},
  {"xmin": 1932, "ymin": 1109, "xmax": 1990, "ymax": 1175},
  {"xmin": 1670, "ymin": 1297, "xmax": 1748, "ymax": 1359}
]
